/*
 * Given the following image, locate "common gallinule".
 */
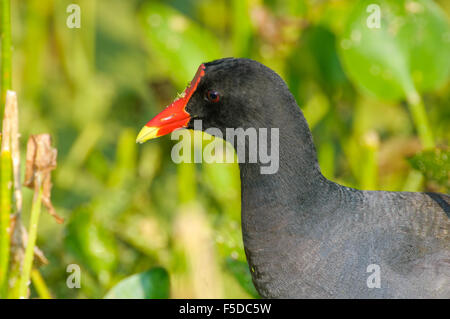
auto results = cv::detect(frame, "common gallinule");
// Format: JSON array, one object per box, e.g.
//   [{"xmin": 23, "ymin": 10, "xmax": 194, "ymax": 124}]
[{"xmin": 137, "ymin": 58, "xmax": 450, "ymax": 298}]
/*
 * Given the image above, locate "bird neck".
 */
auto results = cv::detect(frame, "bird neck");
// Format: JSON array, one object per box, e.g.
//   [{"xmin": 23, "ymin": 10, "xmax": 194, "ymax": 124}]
[
  {"xmin": 237, "ymin": 98, "xmax": 327, "ymax": 203},
  {"xmin": 235, "ymin": 102, "xmax": 343, "ymax": 296},
  {"xmin": 236, "ymin": 100, "xmax": 337, "ymax": 238}
]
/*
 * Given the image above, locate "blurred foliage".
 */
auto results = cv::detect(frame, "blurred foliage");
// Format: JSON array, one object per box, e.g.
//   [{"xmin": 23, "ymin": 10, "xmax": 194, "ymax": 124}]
[
  {"xmin": 408, "ymin": 148, "xmax": 450, "ymax": 191},
  {"xmin": 104, "ymin": 267, "xmax": 169, "ymax": 299},
  {"xmin": 340, "ymin": 0, "xmax": 450, "ymax": 100},
  {"xmin": 1, "ymin": 0, "xmax": 449, "ymax": 298}
]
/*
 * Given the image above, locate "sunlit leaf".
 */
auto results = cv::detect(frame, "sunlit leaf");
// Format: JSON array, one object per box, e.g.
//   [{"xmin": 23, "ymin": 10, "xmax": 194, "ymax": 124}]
[
  {"xmin": 104, "ymin": 267, "xmax": 170, "ymax": 299},
  {"xmin": 339, "ymin": 0, "xmax": 450, "ymax": 100}
]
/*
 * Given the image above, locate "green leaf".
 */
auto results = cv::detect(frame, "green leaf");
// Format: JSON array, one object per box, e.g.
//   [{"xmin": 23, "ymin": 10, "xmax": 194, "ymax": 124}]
[
  {"xmin": 225, "ymin": 258, "xmax": 259, "ymax": 298},
  {"xmin": 65, "ymin": 207, "xmax": 118, "ymax": 283},
  {"xmin": 139, "ymin": 2, "xmax": 222, "ymax": 89},
  {"xmin": 231, "ymin": 0, "xmax": 253, "ymax": 56},
  {"xmin": 286, "ymin": 26, "xmax": 349, "ymax": 103},
  {"xmin": 104, "ymin": 267, "xmax": 170, "ymax": 299},
  {"xmin": 338, "ymin": 0, "xmax": 450, "ymax": 101},
  {"xmin": 408, "ymin": 148, "xmax": 450, "ymax": 190}
]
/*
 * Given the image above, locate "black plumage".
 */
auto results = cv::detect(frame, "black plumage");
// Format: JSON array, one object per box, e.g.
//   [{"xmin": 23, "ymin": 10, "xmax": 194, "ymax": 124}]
[
  {"xmin": 141, "ymin": 57, "xmax": 450, "ymax": 298},
  {"xmin": 185, "ymin": 58, "xmax": 450, "ymax": 298}
]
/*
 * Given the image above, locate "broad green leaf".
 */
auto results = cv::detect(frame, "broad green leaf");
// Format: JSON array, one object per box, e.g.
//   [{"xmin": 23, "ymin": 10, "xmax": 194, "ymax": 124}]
[
  {"xmin": 339, "ymin": 0, "xmax": 450, "ymax": 101},
  {"xmin": 104, "ymin": 268, "xmax": 170, "ymax": 299}
]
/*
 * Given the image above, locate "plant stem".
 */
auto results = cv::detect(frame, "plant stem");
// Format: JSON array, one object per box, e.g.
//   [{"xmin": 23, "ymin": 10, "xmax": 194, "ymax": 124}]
[
  {"xmin": 361, "ymin": 131, "xmax": 379, "ymax": 190},
  {"xmin": 177, "ymin": 131, "xmax": 197, "ymax": 204},
  {"xmin": 0, "ymin": 91, "xmax": 15, "ymax": 298},
  {"xmin": 0, "ymin": 0, "xmax": 13, "ymax": 298},
  {"xmin": 402, "ymin": 169, "xmax": 423, "ymax": 192},
  {"xmin": 31, "ymin": 268, "xmax": 51, "ymax": 299},
  {"xmin": 0, "ymin": 150, "xmax": 12, "ymax": 297},
  {"xmin": 7, "ymin": 89, "xmax": 24, "ymax": 296},
  {"xmin": 1, "ymin": 0, "xmax": 12, "ymax": 119},
  {"xmin": 18, "ymin": 184, "xmax": 43, "ymax": 299},
  {"xmin": 407, "ymin": 92, "xmax": 434, "ymax": 149}
]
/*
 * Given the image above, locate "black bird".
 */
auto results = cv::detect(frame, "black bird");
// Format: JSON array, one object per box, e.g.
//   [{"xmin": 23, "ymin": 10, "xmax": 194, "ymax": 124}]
[{"xmin": 137, "ymin": 58, "xmax": 450, "ymax": 298}]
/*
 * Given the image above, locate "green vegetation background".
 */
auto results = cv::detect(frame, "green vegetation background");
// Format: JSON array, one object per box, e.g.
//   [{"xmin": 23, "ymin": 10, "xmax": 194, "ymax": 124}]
[{"xmin": 3, "ymin": 0, "xmax": 449, "ymax": 298}]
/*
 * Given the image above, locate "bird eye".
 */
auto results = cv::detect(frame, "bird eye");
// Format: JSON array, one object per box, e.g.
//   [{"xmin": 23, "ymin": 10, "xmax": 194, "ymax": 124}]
[{"xmin": 206, "ymin": 90, "xmax": 220, "ymax": 103}]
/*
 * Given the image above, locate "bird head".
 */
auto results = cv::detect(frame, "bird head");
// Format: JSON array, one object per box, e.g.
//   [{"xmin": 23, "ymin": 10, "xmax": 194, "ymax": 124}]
[{"xmin": 136, "ymin": 58, "xmax": 287, "ymax": 143}]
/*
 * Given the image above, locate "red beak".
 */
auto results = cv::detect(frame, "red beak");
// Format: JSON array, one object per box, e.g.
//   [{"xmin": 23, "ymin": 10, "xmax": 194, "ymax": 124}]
[{"xmin": 136, "ymin": 64, "xmax": 206, "ymax": 143}]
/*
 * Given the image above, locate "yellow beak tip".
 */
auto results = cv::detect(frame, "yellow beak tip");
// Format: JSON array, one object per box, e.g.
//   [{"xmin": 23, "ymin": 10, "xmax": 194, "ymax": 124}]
[{"xmin": 136, "ymin": 126, "xmax": 159, "ymax": 144}]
